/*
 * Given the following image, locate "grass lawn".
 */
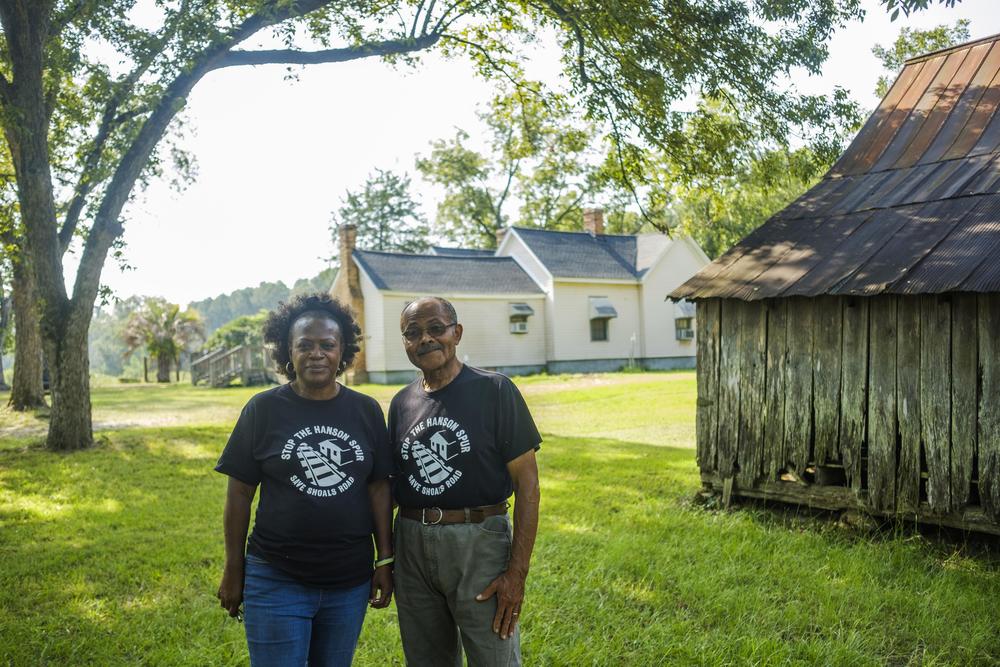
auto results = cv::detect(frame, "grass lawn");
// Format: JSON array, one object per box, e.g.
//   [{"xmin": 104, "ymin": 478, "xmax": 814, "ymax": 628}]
[{"xmin": 1, "ymin": 372, "xmax": 998, "ymax": 665}]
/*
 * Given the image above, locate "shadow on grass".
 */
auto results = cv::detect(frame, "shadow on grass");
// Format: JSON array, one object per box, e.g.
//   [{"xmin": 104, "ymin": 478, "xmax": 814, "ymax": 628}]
[
  {"xmin": 2, "ymin": 429, "xmax": 1000, "ymax": 665},
  {"xmin": 0, "ymin": 426, "xmax": 247, "ymax": 665}
]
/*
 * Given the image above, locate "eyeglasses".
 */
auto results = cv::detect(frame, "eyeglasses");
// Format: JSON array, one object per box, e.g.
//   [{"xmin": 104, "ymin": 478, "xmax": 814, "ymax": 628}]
[{"xmin": 401, "ymin": 322, "xmax": 457, "ymax": 343}]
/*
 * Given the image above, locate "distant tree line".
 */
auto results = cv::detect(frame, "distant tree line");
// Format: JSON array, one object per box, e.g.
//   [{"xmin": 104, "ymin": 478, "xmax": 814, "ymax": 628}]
[{"xmin": 85, "ymin": 269, "xmax": 335, "ymax": 377}]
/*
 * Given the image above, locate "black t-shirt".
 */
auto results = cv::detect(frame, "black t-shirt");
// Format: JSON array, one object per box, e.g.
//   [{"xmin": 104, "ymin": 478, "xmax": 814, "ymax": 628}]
[
  {"xmin": 215, "ymin": 383, "xmax": 392, "ymax": 588},
  {"xmin": 388, "ymin": 365, "xmax": 541, "ymax": 509}
]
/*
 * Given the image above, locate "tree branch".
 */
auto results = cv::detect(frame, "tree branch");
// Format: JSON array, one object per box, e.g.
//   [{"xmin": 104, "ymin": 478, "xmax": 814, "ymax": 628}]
[
  {"xmin": 420, "ymin": 0, "xmax": 437, "ymax": 37},
  {"xmin": 410, "ymin": 0, "xmax": 425, "ymax": 38},
  {"xmin": 59, "ymin": 2, "xmax": 189, "ymax": 252},
  {"xmin": 536, "ymin": 0, "xmax": 589, "ymax": 85},
  {"xmin": 49, "ymin": 0, "xmax": 90, "ymax": 40},
  {"xmin": 74, "ymin": 0, "xmax": 445, "ymax": 318},
  {"xmin": 211, "ymin": 33, "xmax": 441, "ymax": 70},
  {"xmin": 495, "ymin": 156, "xmax": 519, "ymax": 228},
  {"xmin": 431, "ymin": 0, "xmax": 485, "ymax": 36},
  {"xmin": 439, "ymin": 34, "xmax": 523, "ymax": 89}
]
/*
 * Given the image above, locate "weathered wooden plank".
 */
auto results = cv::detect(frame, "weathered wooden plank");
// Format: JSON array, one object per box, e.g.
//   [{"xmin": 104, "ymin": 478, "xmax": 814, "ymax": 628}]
[
  {"xmin": 813, "ymin": 296, "xmax": 843, "ymax": 466},
  {"xmin": 717, "ymin": 299, "xmax": 743, "ymax": 479},
  {"xmin": 867, "ymin": 295, "xmax": 898, "ymax": 512},
  {"xmin": 763, "ymin": 299, "xmax": 787, "ymax": 480},
  {"xmin": 737, "ymin": 301, "xmax": 767, "ymax": 487},
  {"xmin": 951, "ymin": 293, "xmax": 977, "ymax": 511},
  {"xmin": 839, "ymin": 297, "xmax": 869, "ymax": 491},
  {"xmin": 784, "ymin": 297, "xmax": 814, "ymax": 476},
  {"xmin": 700, "ymin": 472, "xmax": 1000, "ymax": 536},
  {"xmin": 978, "ymin": 294, "xmax": 1000, "ymax": 521},
  {"xmin": 920, "ymin": 294, "xmax": 952, "ymax": 513},
  {"xmin": 896, "ymin": 297, "xmax": 922, "ymax": 513},
  {"xmin": 695, "ymin": 299, "xmax": 721, "ymax": 472}
]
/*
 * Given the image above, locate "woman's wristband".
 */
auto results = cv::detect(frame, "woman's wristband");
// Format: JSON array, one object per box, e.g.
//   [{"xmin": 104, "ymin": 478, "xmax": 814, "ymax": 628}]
[{"xmin": 374, "ymin": 556, "xmax": 395, "ymax": 568}]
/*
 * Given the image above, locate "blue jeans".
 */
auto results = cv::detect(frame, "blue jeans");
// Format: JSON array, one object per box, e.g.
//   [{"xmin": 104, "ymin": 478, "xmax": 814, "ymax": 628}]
[{"xmin": 243, "ymin": 554, "xmax": 369, "ymax": 667}]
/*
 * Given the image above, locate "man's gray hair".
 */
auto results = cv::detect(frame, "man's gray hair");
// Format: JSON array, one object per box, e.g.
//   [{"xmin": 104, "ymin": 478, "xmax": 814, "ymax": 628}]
[{"xmin": 402, "ymin": 296, "xmax": 459, "ymax": 324}]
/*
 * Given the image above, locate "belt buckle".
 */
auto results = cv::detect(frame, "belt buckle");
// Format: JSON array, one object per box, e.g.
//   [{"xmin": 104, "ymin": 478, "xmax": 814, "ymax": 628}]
[{"xmin": 421, "ymin": 507, "xmax": 443, "ymax": 525}]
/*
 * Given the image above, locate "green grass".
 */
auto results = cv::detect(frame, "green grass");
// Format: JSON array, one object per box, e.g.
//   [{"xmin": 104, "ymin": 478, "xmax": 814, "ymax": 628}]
[{"xmin": 1, "ymin": 372, "xmax": 998, "ymax": 665}]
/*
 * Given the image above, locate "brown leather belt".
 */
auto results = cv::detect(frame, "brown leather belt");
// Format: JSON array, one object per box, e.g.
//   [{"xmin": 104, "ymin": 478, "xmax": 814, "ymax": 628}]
[{"xmin": 399, "ymin": 502, "xmax": 509, "ymax": 525}]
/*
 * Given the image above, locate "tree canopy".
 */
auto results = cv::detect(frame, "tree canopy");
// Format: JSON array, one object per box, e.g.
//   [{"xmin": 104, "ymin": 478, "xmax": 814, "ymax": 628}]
[
  {"xmin": 202, "ymin": 310, "xmax": 268, "ymax": 352},
  {"xmin": 331, "ymin": 169, "xmax": 430, "ymax": 253}
]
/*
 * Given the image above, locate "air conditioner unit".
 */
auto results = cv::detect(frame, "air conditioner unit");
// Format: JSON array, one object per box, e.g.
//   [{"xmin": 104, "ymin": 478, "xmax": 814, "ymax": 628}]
[
  {"xmin": 510, "ymin": 321, "xmax": 528, "ymax": 334},
  {"xmin": 676, "ymin": 328, "xmax": 694, "ymax": 341}
]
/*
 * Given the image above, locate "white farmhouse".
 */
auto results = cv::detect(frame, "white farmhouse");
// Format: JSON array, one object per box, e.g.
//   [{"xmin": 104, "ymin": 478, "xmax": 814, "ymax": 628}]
[{"xmin": 331, "ymin": 210, "xmax": 708, "ymax": 383}]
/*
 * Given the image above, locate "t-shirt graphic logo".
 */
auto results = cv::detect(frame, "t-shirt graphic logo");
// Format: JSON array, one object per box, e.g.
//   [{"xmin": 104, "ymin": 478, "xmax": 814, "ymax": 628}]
[
  {"xmin": 282, "ymin": 426, "xmax": 365, "ymax": 498},
  {"xmin": 297, "ymin": 439, "xmax": 355, "ymax": 487},
  {"xmin": 412, "ymin": 430, "xmax": 459, "ymax": 484},
  {"xmin": 400, "ymin": 419, "xmax": 471, "ymax": 496}
]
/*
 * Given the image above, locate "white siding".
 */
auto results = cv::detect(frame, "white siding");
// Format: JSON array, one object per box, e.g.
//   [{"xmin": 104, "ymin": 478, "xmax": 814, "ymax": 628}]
[
  {"xmin": 359, "ymin": 271, "xmax": 387, "ymax": 372},
  {"xmin": 497, "ymin": 233, "xmax": 555, "ymax": 358},
  {"xmin": 382, "ymin": 295, "xmax": 412, "ymax": 371},
  {"xmin": 379, "ymin": 295, "xmax": 547, "ymax": 372},
  {"xmin": 549, "ymin": 282, "xmax": 642, "ymax": 361},
  {"xmin": 640, "ymin": 238, "xmax": 707, "ymax": 358}
]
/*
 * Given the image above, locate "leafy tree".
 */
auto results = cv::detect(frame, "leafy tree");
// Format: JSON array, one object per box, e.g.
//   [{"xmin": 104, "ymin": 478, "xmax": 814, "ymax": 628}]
[
  {"xmin": 1, "ymin": 1, "xmax": 866, "ymax": 449},
  {"xmin": 88, "ymin": 296, "xmax": 146, "ymax": 378},
  {"xmin": 417, "ymin": 86, "xmax": 599, "ymax": 247},
  {"xmin": 332, "ymin": 169, "xmax": 429, "ymax": 253},
  {"xmin": 122, "ymin": 298, "xmax": 204, "ymax": 383},
  {"xmin": 202, "ymin": 310, "xmax": 268, "ymax": 352},
  {"xmin": 668, "ymin": 147, "xmax": 829, "ymax": 259},
  {"xmin": 595, "ymin": 95, "xmax": 861, "ymax": 257},
  {"xmin": 872, "ymin": 20, "xmax": 971, "ymax": 98},
  {"xmin": 882, "ymin": 0, "xmax": 964, "ymax": 21}
]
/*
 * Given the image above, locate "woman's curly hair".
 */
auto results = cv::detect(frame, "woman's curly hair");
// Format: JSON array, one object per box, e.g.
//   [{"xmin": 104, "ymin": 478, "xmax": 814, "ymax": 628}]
[{"xmin": 263, "ymin": 293, "xmax": 362, "ymax": 380}]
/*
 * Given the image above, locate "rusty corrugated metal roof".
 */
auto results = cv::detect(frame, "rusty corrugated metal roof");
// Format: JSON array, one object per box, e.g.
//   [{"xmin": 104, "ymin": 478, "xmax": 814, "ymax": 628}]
[{"xmin": 672, "ymin": 33, "xmax": 1000, "ymax": 301}]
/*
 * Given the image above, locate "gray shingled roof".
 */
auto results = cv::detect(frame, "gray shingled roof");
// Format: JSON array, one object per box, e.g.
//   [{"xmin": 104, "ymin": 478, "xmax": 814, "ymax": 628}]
[
  {"xmin": 354, "ymin": 250, "xmax": 543, "ymax": 294},
  {"xmin": 430, "ymin": 246, "xmax": 495, "ymax": 257},
  {"xmin": 512, "ymin": 227, "xmax": 643, "ymax": 280}
]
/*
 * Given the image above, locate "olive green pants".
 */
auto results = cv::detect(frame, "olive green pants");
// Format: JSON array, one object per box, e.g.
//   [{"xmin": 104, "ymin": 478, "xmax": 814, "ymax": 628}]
[{"xmin": 394, "ymin": 513, "xmax": 521, "ymax": 667}]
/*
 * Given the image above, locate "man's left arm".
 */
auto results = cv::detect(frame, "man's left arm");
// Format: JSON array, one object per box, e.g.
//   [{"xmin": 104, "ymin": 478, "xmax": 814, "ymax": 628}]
[{"xmin": 476, "ymin": 449, "xmax": 540, "ymax": 640}]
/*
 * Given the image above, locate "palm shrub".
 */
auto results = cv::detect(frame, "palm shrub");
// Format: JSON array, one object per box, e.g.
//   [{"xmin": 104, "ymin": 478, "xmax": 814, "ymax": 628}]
[{"xmin": 122, "ymin": 298, "xmax": 204, "ymax": 382}]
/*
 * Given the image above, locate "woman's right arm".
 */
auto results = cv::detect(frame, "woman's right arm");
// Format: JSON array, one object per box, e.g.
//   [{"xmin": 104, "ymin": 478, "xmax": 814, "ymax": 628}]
[{"xmin": 217, "ymin": 476, "xmax": 257, "ymax": 617}]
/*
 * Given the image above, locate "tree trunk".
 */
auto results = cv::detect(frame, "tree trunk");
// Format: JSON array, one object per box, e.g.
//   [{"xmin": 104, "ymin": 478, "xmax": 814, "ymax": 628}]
[
  {"xmin": 156, "ymin": 354, "xmax": 171, "ymax": 383},
  {"xmin": 9, "ymin": 255, "xmax": 46, "ymax": 409},
  {"xmin": 44, "ymin": 318, "xmax": 93, "ymax": 450},
  {"xmin": 0, "ymin": 277, "xmax": 10, "ymax": 390}
]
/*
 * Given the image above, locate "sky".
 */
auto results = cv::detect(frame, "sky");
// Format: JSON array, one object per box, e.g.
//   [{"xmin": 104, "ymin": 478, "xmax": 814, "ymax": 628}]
[{"xmin": 87, "ymin": 0, "xmax": 1000, "ymax": 308}]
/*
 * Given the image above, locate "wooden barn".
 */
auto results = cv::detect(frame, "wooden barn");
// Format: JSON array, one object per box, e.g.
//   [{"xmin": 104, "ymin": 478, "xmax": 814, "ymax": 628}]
[{"xmin": 670, "ymin": 34, "xmax": 1000, "ymax": 534}]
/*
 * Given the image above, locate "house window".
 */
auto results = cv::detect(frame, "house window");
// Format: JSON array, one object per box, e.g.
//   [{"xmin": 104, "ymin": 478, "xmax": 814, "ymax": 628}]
[
  {"xmin": 588, "ymin": 296, "xmax": 617, "ymax": 342},
  {"xmin": 675, "ymin": 317, "xmax": 694, "ymax": 340},
  {"xmin": 508, "ymin": 302, "xmax": 534, "ymax": 334},
  {"xmin": 674, "ymin": 299, "xmax": 696, "ymax": 341},
  {"xmin": 590, "ymin": 318, "xmax": 609, "ymax": 341}
]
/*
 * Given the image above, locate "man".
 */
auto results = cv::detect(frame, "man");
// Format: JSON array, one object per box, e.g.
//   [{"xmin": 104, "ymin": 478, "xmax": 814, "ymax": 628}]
[{"xmin": 388, "ymin": 296, "xmax": 541, "ymax": 667}]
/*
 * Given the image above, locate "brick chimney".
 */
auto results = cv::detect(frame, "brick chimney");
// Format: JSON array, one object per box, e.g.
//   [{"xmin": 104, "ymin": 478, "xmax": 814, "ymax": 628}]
[
  {"xmin": 583, "ymin": 208, "xmax": 604, "ymax": 236},
  {"xmin": 495, "ymin": 226, "xmax": 507, "ymax": 248},
  {"xmin": 329, "ymin": 224, "xmax": 367, "ymax": 383}
]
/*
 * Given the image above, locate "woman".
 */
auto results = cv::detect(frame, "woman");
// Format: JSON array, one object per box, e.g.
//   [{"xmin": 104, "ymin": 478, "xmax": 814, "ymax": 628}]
[{"xmin": 215, "ymin": 294, "xmax": 393, "ymax": 667}]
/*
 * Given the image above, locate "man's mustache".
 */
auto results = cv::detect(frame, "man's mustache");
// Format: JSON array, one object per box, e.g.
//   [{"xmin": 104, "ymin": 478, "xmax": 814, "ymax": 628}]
[{"xmin": 416, "ymin": 344, "xmax": 442, "ymax": 355}]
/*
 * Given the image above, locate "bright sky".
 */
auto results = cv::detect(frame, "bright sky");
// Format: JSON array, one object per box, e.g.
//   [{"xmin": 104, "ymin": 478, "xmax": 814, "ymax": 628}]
[{"xmin": 92, "ymin": 0, "xmax": 999, "ymax": 308}]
